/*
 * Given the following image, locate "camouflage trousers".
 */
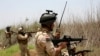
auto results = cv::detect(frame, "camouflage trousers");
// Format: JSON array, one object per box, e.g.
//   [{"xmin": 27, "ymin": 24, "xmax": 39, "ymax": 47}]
[
  {"xmin": 3, "ymin": 37, "xmax": 12, "ymax": 48},
  {"xmin": 19, "ymin": 43, "xmax": 30, "ymax": 56}
]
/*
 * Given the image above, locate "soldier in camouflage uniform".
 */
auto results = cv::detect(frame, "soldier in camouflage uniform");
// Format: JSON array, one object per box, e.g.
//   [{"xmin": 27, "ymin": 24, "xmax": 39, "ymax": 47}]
[
  {"xmin": 17, "ymin": 26, "xmax": 30, "ymax": 56},
  {"xmin": 35, "ymin": 10, "xmax": 67, "ymax": 56},
  {"xmin": 4, "ymin": 26, "xmax": 13, "ymax": 48}
]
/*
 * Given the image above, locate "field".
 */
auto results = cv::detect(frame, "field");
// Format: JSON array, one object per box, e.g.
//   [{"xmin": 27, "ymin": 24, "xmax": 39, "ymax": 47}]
[
  {"xmin": 0, "ymin": 44, "xmax": 36, "ymax": 56},
  {"xmin": 0, "ymin": 20, "xmax": 100, "ymax": 56},
  {"xmin": 0, "ymin": 5, "xmax": 100, "ymax": 56},
  {"xmin": 0, "ymin": 44, "xmax": 100, "ymax": 56}
]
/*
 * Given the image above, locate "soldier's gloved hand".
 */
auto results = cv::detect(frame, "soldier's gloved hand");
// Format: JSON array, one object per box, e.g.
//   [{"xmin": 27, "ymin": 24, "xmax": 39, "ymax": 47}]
[{"xmin": 58, "ymin": 42, "xmax": 67, "ymax": 49}]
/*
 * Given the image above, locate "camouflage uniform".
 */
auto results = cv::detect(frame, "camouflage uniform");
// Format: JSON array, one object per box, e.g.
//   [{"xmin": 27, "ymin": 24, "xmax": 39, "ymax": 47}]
[
  {"xmin": 17, "ymin": 27, "xmax": 30, "ymax": 56},
  {"xmin": 35, "ymin": 28, "xmax": 56, "ymax": 56}
]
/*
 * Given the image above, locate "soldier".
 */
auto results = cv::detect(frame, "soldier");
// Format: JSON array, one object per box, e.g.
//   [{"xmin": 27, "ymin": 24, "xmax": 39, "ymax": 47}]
[
  {"xmin": 4, "ymin": 26, "xmax": 13, "ymax": 48},
  {"xmin": 17, "ymin": 26, "xmax": 30, "ymax": 56},
  {"xmin": 35, "ymin": 10, "xmax": 67, "ymax": 56}
]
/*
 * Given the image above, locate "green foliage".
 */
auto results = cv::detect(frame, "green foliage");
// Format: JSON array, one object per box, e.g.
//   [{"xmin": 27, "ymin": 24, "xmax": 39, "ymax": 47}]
[
  {"xmin": 28, "ymin": 44, "xmax": 35, "ymax": 49},
  {"xmin": 0, "ymin": 29, "xmax": 3, "ymax": 34},
  {"xmin": 0, "ymin": 44, "xmax": 19, "ymax": 56},
  {"xmin": 0, "ymin": 44, "xmax": 34, "ymax": 56}
]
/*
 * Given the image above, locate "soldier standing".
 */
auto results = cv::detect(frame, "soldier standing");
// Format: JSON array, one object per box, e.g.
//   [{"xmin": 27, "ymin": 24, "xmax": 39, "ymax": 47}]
[
  {"xmin": 35, "ymin": 10, "xmax": 67, "ymax": 56},
  {"xmin": 17, "ymin": 26, "xmax": 30, "ymax": 56},
  {"xmin": 4, "ymin": 26, "xmax": 13, "ymax": 48}
]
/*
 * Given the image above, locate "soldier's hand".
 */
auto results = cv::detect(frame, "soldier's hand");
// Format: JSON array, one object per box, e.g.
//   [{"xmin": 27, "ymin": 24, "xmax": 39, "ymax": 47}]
[
  {"xmin": 58, "ymin": 42, "xmax": 67, "ymax": 49},
  {"xmin": 27, "ymin": 33, "xmax": 32, "ymax": 37},
  {"xmin": 54, "ymin": 28, "xmax": 61, "ymax": 39}
]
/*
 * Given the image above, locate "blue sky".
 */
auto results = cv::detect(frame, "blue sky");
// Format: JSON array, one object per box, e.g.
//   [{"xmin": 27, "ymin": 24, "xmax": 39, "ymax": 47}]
[{"xmin": 0, "ymin": 0, "xmax": 100, "ymax": 29}]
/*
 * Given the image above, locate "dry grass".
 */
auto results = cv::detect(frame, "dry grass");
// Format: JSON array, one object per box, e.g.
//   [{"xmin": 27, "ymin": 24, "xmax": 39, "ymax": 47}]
[{"xmin": 0, "ymin": 4, "xmax": 100, "ymax": 56}]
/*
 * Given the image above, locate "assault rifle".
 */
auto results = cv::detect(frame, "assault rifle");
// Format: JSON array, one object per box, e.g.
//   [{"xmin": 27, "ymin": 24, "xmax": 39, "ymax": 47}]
[
  {"xmin": 51, "ymin": 35, "xmax": 87, "ymax": 56},
  {"xmin": 25, "ymin": 31, "xmax": 36, "ymax": 37},
  {"xmin": 10, "ymin": 31, "xmax": 17, "ymax": 34},
  {"xmin": 75, "ymin": 50, "xmax": 93, "ymax": 56},
  {"xmin": 52, "ymin": 35, "xmax": 86, "ymax": 46},
  {"xmin": 13, "ymin": 31, "xmax": 36, "ymax": 37}
]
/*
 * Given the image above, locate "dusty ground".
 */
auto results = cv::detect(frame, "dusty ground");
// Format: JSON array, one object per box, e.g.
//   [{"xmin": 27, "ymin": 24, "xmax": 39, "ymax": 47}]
[{"xmin": 13, "ymin": 50, "xmax": 38, "ymax": 56}]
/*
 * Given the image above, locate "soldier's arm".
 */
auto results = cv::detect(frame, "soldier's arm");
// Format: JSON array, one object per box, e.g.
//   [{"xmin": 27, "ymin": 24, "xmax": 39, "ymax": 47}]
[
  {"xmin": 45, "ymin": 39, "xmax": 67, "ymax": 56},
  {"xmin": 5, "ymin": 30, "xmax": 10, "ymax": 34},
  {"xmin": 44, "ymin": 36, "xmax": 66, "ymax": 56},
  {"xmin": 37, "ymin": 34, "xmax": 56, "ymax": 56},
  {"xmin": 18, "ymin": 34, "xmax": 28, "ymax": 40},
  {"xmin": 45, "ymin": 40, "xmax": 56, "ymax": 56},
  {"xmin": 5, "ymin": 30, "xmax": 13, "ymax": 34},
  {"xmin": 38, "ymin": 33, "xmax": 66, "ymax": 56}
]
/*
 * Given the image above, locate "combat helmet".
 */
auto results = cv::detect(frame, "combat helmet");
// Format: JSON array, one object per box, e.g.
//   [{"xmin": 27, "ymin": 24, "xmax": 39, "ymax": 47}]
[
  {"xmin": 40, "ymin": 10, "xmax": 58, "ymax": 24},
  {"xmin": 18, "ymin": 26, "xmax": 23, "ymax": 31},
  {"xmin": 6, "ymin": 26, "xmax": 11, "ymax": 31}
]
